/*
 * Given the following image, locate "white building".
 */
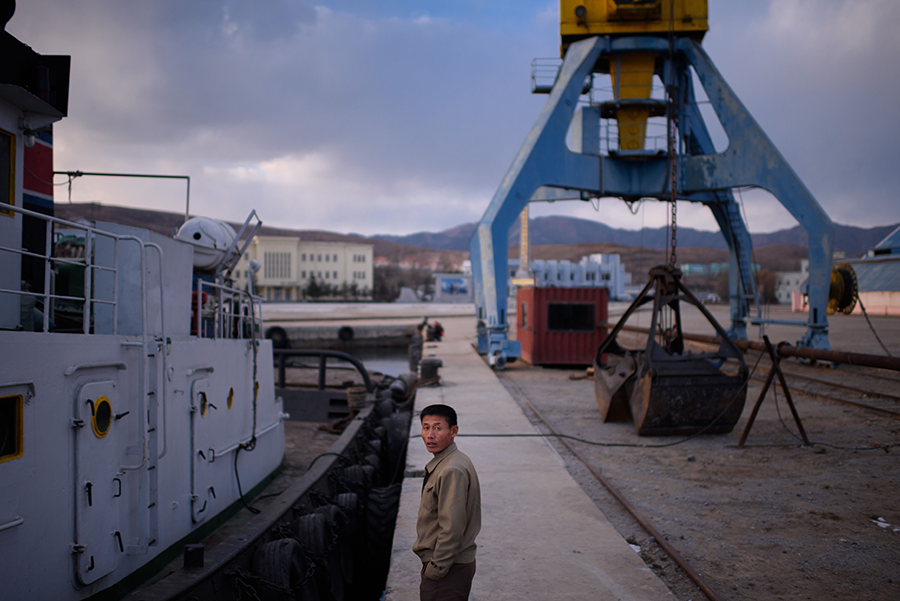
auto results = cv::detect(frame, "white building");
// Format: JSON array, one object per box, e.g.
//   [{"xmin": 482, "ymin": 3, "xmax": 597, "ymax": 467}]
[
  {"xmin": 233, "ymin": 236, "xmax": 373, "ymax": 301},
  {"xmin": 775, "ymin": 260, "xmax": 809, "ymax": 305},
  {"xmin": 463, "ymin": 254, "xmax": 630, "ymax": 300},
  {"xmin": 529, "ymin": 254, "xmax": 629, "ymax": 299}
]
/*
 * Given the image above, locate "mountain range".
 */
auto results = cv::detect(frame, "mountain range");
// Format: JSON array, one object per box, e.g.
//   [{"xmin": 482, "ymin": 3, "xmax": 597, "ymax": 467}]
[
  {"xmin": 56, "ymin": 203, "xmax": 896, "ymax": 264},
  {"xmin": 374, "ymin": 215, "xmax": 898, "ymax": 257}
]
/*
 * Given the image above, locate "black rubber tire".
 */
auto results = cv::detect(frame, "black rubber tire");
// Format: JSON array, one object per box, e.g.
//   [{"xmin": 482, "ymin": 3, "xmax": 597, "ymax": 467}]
[
  {"xmin": 338, "ymin": 326, "xmax": 354, "ymax": 341},
  {"xmin": 264, "ymin": 326, "xmax": 289, "ymax": 349},
  {"xmin": 251, "ymin": 538, "xmax": 319, "ymax": 601},
  {"xmin": 365, "ymin": 484, "xmax": 402, "ymax": 597},
  {"xmin": 315, "ymin": 504, "xmax": 353, "ymax": 597},
  {"xmin": 362, "ymin": 453, "xmax": 381, "ymax": 484},
  {"xmin": 293, "ymin": 513, "xmax": 338, "ymax": 601},
  {"xmin": 335, "ymin": 465, "xmax": 374, "ymax": 508},
  {"xmin": 374, "ymin": 399, "xmax": 393, "ymax": 419},
  {"xmin": 336, "ymin": 493, "xmax": 368, "ymax": 600},
  {"xmin": 387, "ymin": 413, "xmax": 411, "ymax": 483},
  {"xmin": 310, "ymin": 505, "xmax": 348, "ymax": 601}
]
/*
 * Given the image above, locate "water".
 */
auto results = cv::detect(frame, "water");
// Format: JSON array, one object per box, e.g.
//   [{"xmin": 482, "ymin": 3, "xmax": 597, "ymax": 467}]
[{"xmin": 346, "ymin": 347, "xmax": 411, "ymax": 377}]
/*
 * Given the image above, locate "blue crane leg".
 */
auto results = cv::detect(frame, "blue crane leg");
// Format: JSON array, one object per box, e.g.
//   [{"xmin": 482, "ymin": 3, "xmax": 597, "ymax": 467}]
[
  {"xmin": 680, "ymin": 77, "xmax": 759, "ymax": 338},
  {"xmin": 470, "ymin": 37, "xmax": 605, "ymax": 367},
  {"xmin": 677, "ymin": 39, "xmax": 834, "ymax": 349}
]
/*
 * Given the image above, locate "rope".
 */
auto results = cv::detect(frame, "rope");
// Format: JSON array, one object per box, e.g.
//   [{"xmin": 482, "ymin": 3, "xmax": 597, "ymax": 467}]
[{"xmin": 857, "ymin": 294, "xmax": 893, "ymax": 357}]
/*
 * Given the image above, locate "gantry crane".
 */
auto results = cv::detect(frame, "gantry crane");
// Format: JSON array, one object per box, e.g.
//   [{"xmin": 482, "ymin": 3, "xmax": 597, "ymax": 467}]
[{"xmin": 470, "ymin": 0, "xmax": 834, "ymax": 368}]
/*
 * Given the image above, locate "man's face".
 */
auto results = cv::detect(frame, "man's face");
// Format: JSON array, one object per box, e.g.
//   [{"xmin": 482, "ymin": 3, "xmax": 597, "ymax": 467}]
[{"xmin": 421, "ymin": 415, "xmax": 458, "ymax": 456}]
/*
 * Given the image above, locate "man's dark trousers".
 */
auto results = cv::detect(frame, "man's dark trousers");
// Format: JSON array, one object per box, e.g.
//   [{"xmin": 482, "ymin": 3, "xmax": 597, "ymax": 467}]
[{"xmin": 419, "ymin": 560, "xmax": 476, "ymax": 601}]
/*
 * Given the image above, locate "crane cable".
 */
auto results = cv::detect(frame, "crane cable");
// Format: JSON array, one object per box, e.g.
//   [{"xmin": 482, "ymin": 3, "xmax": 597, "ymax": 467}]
[{"xmin": 666, "ymin": 0, "xmax": 678, "ymax": 268}]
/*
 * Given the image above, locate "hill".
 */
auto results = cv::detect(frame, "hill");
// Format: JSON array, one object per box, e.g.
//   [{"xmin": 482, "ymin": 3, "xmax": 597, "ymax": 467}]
[
  {"xmin": 375, "ymin": 215, "xmax": 897, "ymax": 257},
  {"xmin": 53, "ymin": 202, "xmax": 467, "ymax": 265},
  {"xmin": 51, "ymin": 203, "xmax": 864, "ymax": 277}
]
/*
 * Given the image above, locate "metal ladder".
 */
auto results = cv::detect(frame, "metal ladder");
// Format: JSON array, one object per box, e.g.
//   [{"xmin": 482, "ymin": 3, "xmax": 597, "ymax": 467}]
[{"xmin": 722, "ymin": 197, "xmax": 761, "ymax": 315}]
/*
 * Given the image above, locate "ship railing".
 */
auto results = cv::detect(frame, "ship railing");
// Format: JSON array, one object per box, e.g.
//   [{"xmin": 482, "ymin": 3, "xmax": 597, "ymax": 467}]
[
  {"xmin": 0, "ymin": 203, "xmax": 159, "ymax": 338},
  {"xmin": 193, "ymin": 277, "xmax": 263, "ymax": 340},
  {"xmin": 273, "ymin": 348, "xmax": 374, "ymax": 393}
]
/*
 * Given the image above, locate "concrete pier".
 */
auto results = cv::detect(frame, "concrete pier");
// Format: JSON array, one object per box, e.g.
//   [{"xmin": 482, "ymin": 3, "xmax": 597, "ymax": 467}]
[{"xmin": 385, "ymin": 318, "xmax": 673, "ymax": 600}]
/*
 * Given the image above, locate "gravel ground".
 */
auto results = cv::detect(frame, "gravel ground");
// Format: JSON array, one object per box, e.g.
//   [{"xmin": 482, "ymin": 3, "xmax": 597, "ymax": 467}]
[{"xmin": 499, "ymin": 350, "xmax": 900, "ymax": 601}]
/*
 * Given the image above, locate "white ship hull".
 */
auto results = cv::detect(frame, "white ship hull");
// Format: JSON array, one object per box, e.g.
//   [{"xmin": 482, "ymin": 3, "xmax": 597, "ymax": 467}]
[{"xmin": 0, "ymin": 214, "xmax": 285, "ymax": 601}]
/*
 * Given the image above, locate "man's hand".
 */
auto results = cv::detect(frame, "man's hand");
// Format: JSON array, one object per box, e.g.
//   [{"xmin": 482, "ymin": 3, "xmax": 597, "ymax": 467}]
[{"xmin": 424, "ymin": 561, "xmax": 447, "ymax": 581}]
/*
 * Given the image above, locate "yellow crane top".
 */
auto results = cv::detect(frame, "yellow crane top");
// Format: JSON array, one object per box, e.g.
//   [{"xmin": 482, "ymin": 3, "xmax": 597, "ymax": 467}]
[{"xmin": 561, "ymin": 0, "xmax": 708, "ymax": 52}]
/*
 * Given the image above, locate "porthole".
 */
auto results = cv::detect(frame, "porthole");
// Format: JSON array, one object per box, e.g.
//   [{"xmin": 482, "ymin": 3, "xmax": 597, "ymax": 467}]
[
  {"xmin": 227, "ymin": 387, "xmax": 234, "ymax": 410},
  {"xmin": 0, "ymin": 394, "xmax": 24, "ymax": 463},
  {"xmin": 200, "ymin": 392, "xmax": 208, "ymax": 417},
  {"xmin": 91, "ymin": 396, "xmax": 112, "ymax": 438}
]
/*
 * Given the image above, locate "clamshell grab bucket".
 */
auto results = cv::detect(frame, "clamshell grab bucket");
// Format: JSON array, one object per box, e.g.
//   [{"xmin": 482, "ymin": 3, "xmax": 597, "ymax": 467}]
[{"xmin": 594, "ymin": 265, "xmax": 748, "ymax": 436}]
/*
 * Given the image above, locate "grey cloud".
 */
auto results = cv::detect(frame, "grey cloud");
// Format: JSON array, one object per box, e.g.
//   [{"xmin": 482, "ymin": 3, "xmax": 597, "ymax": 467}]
[{"xmin": 7, "ymin": 0, "xmax": 897, "ymax": 235}]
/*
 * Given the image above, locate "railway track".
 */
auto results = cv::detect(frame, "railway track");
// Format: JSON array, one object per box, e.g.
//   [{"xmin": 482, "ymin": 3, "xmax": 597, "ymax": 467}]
[
  {"xmin": 496, "ymin": 371, "xmax": 723, "ymax": 601},
  {"xmin": 496, "ymin": 343, "xmax": 900, "ymax": 601},
  {"xmin": 698, "ymin": 342, "xmax": 900, "ymax": 420},
  {"xmin": 614, "ymin": 329, "xmax": 900, "ymax": 420}
]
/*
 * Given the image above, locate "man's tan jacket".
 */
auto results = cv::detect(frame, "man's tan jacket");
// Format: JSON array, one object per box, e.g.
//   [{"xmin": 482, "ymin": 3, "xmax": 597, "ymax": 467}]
[{"xmin": 413, "ymin": 442, "xmax": 482, "ymax": 580}]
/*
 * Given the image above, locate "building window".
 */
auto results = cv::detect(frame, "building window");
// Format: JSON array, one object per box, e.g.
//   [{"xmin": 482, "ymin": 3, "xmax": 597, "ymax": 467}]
[
  {"xmin": 301, "ymin": 270, "xmax": 306, "ymax": 278},
  {"xmin": 301, "ymin": 253, "xmax": 306, "ymax": 261},
  {"xmin": 521, "ymin": 302, "xmax": 527, "ymax": 330},
  {"xmin": 325, "ymin": 271, "xmax": 329, "ymax": 279},
  {"xmin": 547, "ymin": 303, "xmax": 595, "ymax": 332},
  {"xmin": 264, "ymin": 251, "xmax": 291, "ymax": 279},
  {"xmin": 325, "ymin": 254, "xmax": 330, "ymax": 262},
  {"xmin": 318, "ymin": 254, "xmax": 322, "ymax": 261},
  {"xmin": 333, "ymin": 254, "xmax": 338, "ymax": 262},
  {"xmin": 333, "ymin": 271, "xmax": 337, "ymax": 279},
  {"xmin": 317, "ymin": 271, "xmax": 322, "ymax": 278}
]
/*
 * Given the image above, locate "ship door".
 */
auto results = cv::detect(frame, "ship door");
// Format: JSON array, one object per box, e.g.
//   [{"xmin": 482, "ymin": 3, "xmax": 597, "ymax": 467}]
[
  {"xmin": 74, "ymin": 380, "xmax": 121, "ymax": 585},
  {"xmin": 190, "ymin": 378, "xmax": 219, "ymax": 523}
]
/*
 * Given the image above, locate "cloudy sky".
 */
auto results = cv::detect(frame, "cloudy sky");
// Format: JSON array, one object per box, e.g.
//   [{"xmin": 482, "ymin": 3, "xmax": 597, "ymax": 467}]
[{"xmin": 9, "ymin": 0, "xmax": 900, "ymax": 237}]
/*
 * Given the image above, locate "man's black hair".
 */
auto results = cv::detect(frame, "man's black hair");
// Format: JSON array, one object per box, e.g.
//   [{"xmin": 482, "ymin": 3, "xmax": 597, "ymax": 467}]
[{"xmin": 420, "ymin": 404, "xmax": 457, "ymax": 428}]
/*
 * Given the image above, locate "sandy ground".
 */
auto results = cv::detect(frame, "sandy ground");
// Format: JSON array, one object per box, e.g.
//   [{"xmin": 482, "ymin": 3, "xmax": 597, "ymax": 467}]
[{"xmin": 496, "ymin": 305, "xmax": 900, "ymax": 601}]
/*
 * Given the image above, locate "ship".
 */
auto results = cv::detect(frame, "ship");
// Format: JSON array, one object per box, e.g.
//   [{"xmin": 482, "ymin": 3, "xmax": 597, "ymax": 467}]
[{"xmin": 1, "ymin": 12, "xmax": 286, "ymax": 600}]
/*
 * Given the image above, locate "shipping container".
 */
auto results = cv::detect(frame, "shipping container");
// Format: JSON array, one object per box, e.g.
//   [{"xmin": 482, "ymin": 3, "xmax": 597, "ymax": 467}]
[{"xmin": 516, "ymin": 287, "xmax": 608, "ymax": 366}]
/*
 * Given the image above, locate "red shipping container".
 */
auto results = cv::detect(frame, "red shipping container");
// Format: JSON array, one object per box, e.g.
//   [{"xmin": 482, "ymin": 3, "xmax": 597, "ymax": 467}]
[{"xmin": 516, "ymin": 286, "xmax": 608, "ymax": 366}]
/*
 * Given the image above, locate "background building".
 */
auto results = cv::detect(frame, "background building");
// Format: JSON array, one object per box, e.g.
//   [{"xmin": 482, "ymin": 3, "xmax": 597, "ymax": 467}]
[
  {"xmin": 775, "ymin": 260, "xmax": 810, "ymax": 305},
  {"xmin": 233, "ymin": 236, "xmax": 373, "ymax": 301},
  {"xmin": 842, "ymin": 226, "xmax": 900, "ymax": 316},
  {"xmin": 433, "ymin": 273, "xmax": 473, "ymax": 303}
]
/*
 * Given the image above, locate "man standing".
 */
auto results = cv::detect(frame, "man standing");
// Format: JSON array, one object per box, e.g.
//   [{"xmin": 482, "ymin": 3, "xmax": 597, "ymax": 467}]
[{"xmin": 413, "ymin": 404, "xmax": 482, "ymax": 601}]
